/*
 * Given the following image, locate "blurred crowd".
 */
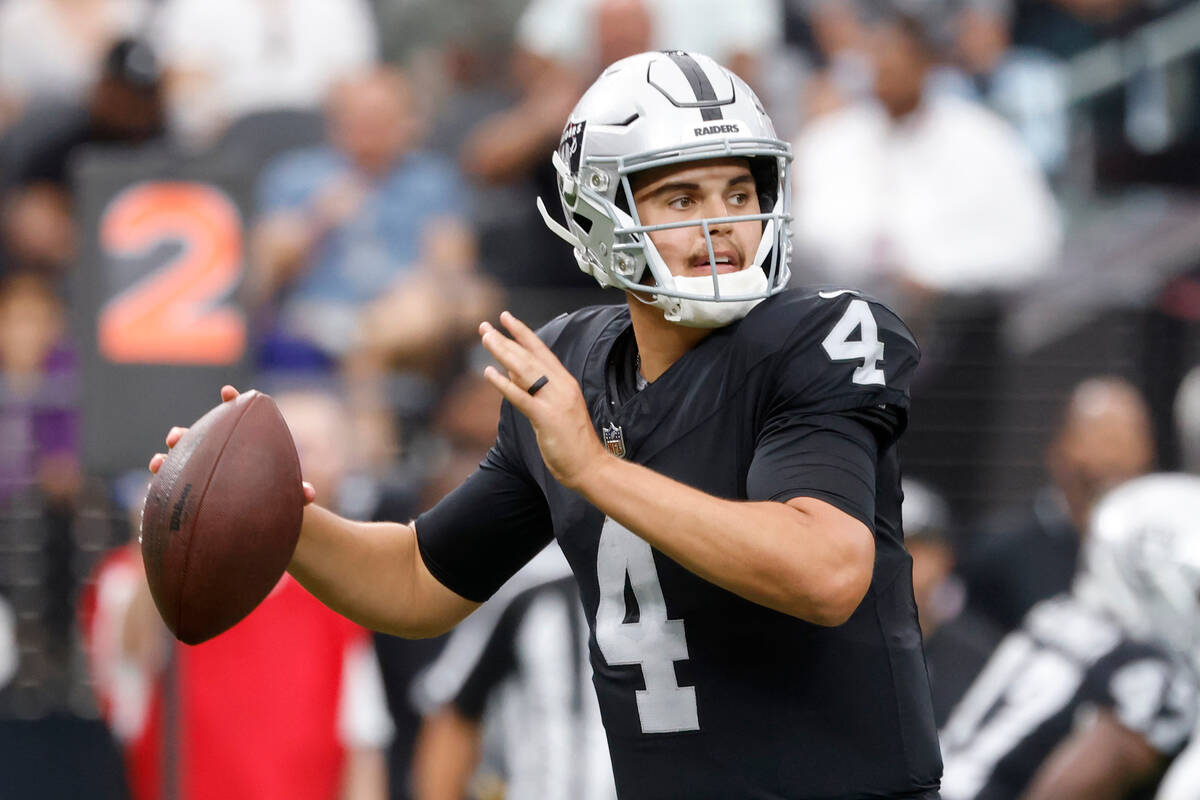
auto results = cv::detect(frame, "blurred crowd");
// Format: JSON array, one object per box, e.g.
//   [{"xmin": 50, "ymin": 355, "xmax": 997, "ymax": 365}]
[{"xmin": 0, "ymin": 0, "xmax": 1199, "ymax": 798}]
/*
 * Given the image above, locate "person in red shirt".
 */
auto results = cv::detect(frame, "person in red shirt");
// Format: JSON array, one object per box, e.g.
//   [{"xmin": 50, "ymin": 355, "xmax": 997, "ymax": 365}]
[{"xmin": 83, "ymin": 388, "xmax": 392, "ymax": 800}]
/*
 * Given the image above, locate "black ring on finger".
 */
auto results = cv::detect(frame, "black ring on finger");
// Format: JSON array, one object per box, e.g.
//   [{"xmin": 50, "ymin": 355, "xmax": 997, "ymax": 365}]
[{"xmin": 527, "ymin": 375, "xmax": 549, "ymax": 396}]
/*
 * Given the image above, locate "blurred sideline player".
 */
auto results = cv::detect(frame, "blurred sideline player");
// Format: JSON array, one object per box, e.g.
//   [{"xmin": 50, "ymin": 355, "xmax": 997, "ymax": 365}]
[
  {"xmin": 940, "ymin": 474, "xmax": 1200, "ymax": 800},
  {"xmin": 1157, "ymin": 724, "xmax": 1200, "ymax": 800},
  {"xmin": 152, "ymin": 51, "xmax": 941, "ymax": 797},
  {"xmin": 410, "ymin": 568, "xmax": 615, "ymax": 800},
  {"xmin": 1156, "ymin": 369, "xmax": 1200, "ymax": 800},
  {"xmin": 89, "ymin": 389, "xmax": 392, "ymax": 800},
  {"xmin": 903, "ymin": 478, "xmax": 1001, "ymax": 727}
]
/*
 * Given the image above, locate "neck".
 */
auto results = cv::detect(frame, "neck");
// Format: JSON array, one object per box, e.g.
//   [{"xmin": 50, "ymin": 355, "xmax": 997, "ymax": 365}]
[
  {"xmin": 626, "ymin": 293, "xmax": 711, "ymax": 382},
  {"xmin": 885, "ymin": 92, "xmax": 923, "ymax": 121}
]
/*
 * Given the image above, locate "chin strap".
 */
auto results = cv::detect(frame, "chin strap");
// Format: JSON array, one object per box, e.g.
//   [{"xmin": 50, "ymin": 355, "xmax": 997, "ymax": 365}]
[{"xmin": 656, "ymin": 268, "xmax": 769, "ymax": 328}]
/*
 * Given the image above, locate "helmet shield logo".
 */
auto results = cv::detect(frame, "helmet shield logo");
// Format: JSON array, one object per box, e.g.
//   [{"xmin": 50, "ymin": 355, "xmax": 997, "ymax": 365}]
[{"xmin": 559, "ymin": 120, "xmax": 586, "ymax": 174}]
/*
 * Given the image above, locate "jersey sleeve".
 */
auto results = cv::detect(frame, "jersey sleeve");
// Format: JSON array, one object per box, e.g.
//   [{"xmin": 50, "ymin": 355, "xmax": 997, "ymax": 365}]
[
  {"xmin": 745, "ymin": 293, "xmax": 919, "ymax": 527},
  {"xmin": 746, "ymin": 407, "xmax": 899, "ymax": 529},
  {"xmin": 415, "ymin": 402, "xmax": 555, "ymax": 603},
  {"xmin": 772, "ymin": 292, "xmax": 919, "ymax": 417},
  {"xmin": 1097, "ymin": 643, "xmax": 1199, "ymax": 757}
]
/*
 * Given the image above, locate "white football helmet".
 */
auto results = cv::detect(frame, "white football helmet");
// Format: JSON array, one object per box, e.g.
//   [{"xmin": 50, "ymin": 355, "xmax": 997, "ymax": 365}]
[
  {"xmin": 536, "ymin": 50, "xmax": 792, "ymax": 328},
  {"xmin": 1074, "ymin": 473, "xmax": 1200, "ymax": 670}
]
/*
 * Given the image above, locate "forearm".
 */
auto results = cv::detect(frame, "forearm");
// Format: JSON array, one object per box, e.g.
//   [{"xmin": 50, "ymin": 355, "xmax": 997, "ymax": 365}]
[
  {"xmin": 1020, "ymin": 711, "xmax": 1162, "ymax": 800},
  {"xmin": 461, "ymin": 110, "xmax": 560, "ymax": 183},
  {"xmin": 250, "ymin": 212, "xmax": 326, "ymax": 300},
  {"xmin": 288, "ymin": 505, "xmax": 476, "ymax": 638},
  {"xmin": 575, "ymin": 454, "xmax": 872, "ymax": 624},
  {"xmin": 338, "ymin": 747, "xmax": 388, "ymax": 800},
  {"xmin": 412, "ymin": 709, "xmax": 482, "ymax": 800}
]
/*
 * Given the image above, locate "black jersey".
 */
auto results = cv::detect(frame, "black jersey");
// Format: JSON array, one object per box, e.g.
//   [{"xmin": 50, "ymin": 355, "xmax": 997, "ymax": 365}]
[
  {"xmin": 417, "ymin": 288, "xmax": 942, "ymax": 799},
  {"xmin": 940, "ymin": 595, "xmax": 1199, "ymax": 800}
]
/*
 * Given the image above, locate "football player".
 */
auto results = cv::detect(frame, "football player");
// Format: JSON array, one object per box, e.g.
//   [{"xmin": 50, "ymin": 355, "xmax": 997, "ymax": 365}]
[
  {"xmin": 152, "ymin": 51, "xmax": 941, "ymax": 798},
  {"xmin": 940, "ymin": 473, "xmax": 1200, "ymax": 800}
]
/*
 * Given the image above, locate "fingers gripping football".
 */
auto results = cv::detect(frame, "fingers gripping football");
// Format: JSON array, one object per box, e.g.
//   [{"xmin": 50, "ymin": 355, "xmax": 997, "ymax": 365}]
[
  {"xmin": 149, "ymin": 385, "xmax": 316, "ymax": 505},
  {"xmin": 478, "ymin": 311, "xmax": 609, "ymax": 489}
]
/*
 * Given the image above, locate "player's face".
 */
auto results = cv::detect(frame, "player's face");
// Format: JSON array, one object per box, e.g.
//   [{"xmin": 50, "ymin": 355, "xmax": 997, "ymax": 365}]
[{"xmin": 630, "ymin": 158, "xmax": 763, "ymax": 279}]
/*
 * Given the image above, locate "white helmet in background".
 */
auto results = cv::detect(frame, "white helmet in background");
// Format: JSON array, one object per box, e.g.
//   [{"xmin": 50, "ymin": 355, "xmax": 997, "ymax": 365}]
[
  {"xmin": 1074, "ymin": 473, "xmax": 1200, "ymax": 670},
  {"xmin": 537, "ymin": 50, "xmax": 793, "ymax": 328}
]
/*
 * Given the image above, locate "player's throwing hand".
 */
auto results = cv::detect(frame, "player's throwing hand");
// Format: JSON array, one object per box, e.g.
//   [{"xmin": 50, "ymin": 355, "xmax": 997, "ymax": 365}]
[
  {"xmin": 478, "ymin": 311, "xmax": 609, "ymax": 489},
  {"xmin": 148, "ymin": 384, "xmax": 317, "ymax": 505}
]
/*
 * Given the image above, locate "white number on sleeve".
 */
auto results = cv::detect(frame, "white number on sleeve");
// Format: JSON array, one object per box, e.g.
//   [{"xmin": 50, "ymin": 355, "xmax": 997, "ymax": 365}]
[
  {"xmin": 821, "ymin": 298, "xmax": 885, "ymax": 386},
  {"xmin": 595, "ymin": 518, "xmax": 699, "ymax": 734}
]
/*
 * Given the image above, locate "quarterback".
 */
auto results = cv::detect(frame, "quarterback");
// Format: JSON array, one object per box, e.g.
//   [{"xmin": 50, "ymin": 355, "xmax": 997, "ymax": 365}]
[{"xmin": 153, "ymin": 51, "xmax": 942, "ymax": 798}]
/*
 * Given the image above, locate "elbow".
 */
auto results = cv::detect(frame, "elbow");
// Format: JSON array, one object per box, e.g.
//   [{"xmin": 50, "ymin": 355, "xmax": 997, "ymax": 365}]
[
  {"xmin": 375, "ymin": 614, "xmax": 457, "ymax": 640},
  {"xmin": 382, "ymin": 622, "xmax": 451, "ymax": 640},
  {"xmin": 784, "ymin": 544, "xmax": 874, "ymax": 627},
  {"xmin": 805, "ymin": 568, "xmax": 871, "ymax": 626}
]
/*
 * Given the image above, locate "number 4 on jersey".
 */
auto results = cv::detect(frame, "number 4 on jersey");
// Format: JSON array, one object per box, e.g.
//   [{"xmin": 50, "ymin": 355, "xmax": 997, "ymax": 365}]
[
  {"xmin": 821, "ymin": 298, "xmax": 886, "ymax": 386},
  {"xmin": 595, "ymin": 518, "xmax": 699, "ymax": 734}
]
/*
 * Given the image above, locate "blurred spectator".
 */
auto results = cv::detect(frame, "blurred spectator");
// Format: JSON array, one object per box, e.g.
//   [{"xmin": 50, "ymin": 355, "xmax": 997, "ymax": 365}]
[
  {"xmin": 151, "ymin": 0, "xmax": 377, "ymax": 145},
  {"xmin": 250, "ymin": 67, "xmax": 495, "ymax": 375},
  {"xmin": 411, "ymin": 576, "xmax": 616, "ymax": 800},
  {"xmin": 902, "ymin": 479, "xmax": 1000, "ymax": 728},
  {"xmin": 0, "ymin": 272, "xmax": 123, "ymax": 794},
  {"xmin": 514, "ymin": 0, "xmax": 783, "ymax": 90},
  {"xmin": 372, "ymin": 0, "xmax": 530, "ymax": 66},
  {"xmin": 0, "ymin": 185, "xmax": 75, "ymax": 278},
  {"xmin": 0, "ymin": 273, "xmax": 78, "ymax": 506},
  {"xmin": 0, "ymin": 0, "xmax": 148, "ymax": 127},
  {"xmin": 84, "ymin": 387, "xmax": 392, "ymax": 800},
  {"xmin": 0, "ymin": 37, "xmax": 164, "ymax": 279},
  {"xmin": 1175, "ymin": 363, "xmax": 1200, "ymax": 474},
  {"xmin": 959, "ymin": 376, "xmax": 1155, "ymax": 632},
  {"xmin": 790, "ymin": 3, "xmax": 1062, "ymax": 318},
  {"xmin": 2, "ymin": 37, "xmax": 163, "ymax": 190},
  {"xmin": 0, "ymin": 473, "xmax": 127, "ymax": 800},
  {"xmin": 779, "ymin": 0, "xmax": 875, "ymax": 129},
  {"xmin": 454, "ymin": 0, "xmax": 655, "ymax": 290},
  {"xmin": 1012, "ymin": 0, "xmax": 1200, "ymax": 188},
  {"xmin": 940, "ymin": 474, "xmax": 1200, "ymax": 800},
  {"xmin": 938, "ymin": 0, "xmax": 1069, "ymax": 176},
  {"xmin": 372, "ymin": 368, "xmax": 500, "ymax": 800}
]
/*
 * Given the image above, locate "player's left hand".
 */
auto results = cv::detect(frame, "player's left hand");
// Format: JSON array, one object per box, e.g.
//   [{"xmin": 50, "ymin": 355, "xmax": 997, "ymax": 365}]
[{"xmin": 478, "ymin": 311, "xmax": 609, "ymax": 489}]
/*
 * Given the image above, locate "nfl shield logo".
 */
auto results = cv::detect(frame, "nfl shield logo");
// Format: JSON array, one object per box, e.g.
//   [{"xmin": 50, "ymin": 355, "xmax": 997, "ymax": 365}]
[{"xmin": 602, "ymin": 423, "xmax": 626, "ymax": 458}]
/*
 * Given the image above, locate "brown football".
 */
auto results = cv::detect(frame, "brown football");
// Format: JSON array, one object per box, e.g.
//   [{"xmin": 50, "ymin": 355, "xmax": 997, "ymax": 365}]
[{"xmin": 140, "ymin": 390, "xmax": 303, "ymax": 645}]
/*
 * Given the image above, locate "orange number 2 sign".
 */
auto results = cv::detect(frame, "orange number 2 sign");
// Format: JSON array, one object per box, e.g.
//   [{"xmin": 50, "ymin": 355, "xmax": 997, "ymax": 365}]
[{"xmin": 98, "ymin": 182, "xmax": 247, "ymax": 365}]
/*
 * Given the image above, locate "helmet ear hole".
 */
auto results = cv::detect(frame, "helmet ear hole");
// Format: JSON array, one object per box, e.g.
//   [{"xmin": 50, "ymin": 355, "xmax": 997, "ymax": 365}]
[
  {"xmin": 572, "ymin": 212, "xmax": 594, "ymax": 234},
  {"xmin": 748, "ymin": 156, "xmax": 778, "ymax": 211},
  {"xmin": 614, "ymin": 185, "xmax": 631, "ymax": 216}
]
